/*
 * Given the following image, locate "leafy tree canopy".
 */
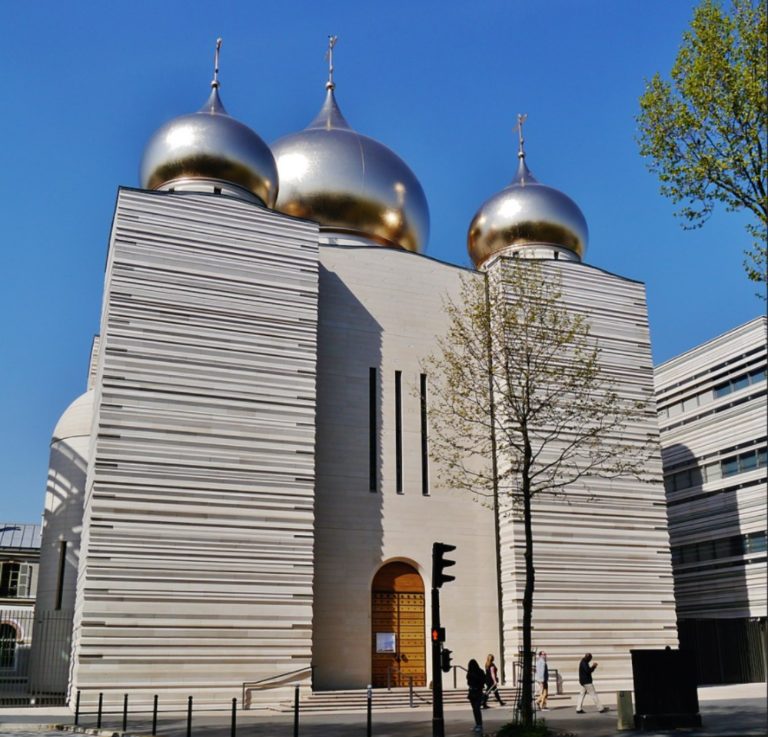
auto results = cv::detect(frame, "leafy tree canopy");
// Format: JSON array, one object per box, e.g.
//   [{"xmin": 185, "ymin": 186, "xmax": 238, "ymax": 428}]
[{"xmin": 637, "ymin": 0, "xmax": 767, "ymax": 290}]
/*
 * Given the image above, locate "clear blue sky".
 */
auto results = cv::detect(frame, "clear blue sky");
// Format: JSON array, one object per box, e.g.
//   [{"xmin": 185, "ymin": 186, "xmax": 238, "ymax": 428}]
[{"xmin": 1, "ymin": 1, "xmax": 762, "ymax": 522}]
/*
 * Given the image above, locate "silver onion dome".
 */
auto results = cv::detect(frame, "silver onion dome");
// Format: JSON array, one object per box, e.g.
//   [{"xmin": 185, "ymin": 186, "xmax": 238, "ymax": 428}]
[
  {"xmin": 468, "ymin": 123, "xmax": 588, "ymax": 269},
  {"xmin": 271, "ymin": 45, "xmax": 429, "ymax": 252},
  {"xmin": 140, "ymin": 40, "xmax": 277, "ymax": 206}
]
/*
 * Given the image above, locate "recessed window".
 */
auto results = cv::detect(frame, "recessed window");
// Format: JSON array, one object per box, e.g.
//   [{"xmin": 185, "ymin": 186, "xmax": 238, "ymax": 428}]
[
  {"xmin": 395, "ymin": 371, "xmax": 403, "ymax": 494},
  {"xmin": 369, "ymin": 368, "xmax": 377, "ymax": 492},
  {"xmin": 55, "ymin": 540, "xmax": 67, "ymax": 611},
  {"xmin": 0, "ymin": 563, "xmax": 31, "ymax": 598},
  {"xmin": 0, "ymin": 624, "xmax": 18, "ymax": 669},
  {"xmin": 420, "ymin": 374, "xmax": 429, "ymax": 496}
]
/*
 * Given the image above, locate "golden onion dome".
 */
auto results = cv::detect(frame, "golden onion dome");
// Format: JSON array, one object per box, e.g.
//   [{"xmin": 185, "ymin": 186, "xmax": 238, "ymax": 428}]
[
  {"xmin": 468, "ymin": 123, "xmax": 588, "ymax": 268},
  {"xmin": 271, "ymin": 53, "xmax": 429, "ymax": 252},
  {"xmin": 140, "ymin": 40, "xmax": 277, "ymax": 206}
]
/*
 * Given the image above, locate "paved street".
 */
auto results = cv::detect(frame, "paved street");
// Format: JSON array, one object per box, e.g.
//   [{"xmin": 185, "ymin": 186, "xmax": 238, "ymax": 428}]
[{"xmin": 1, "ymin": 684, "xmax": 765, "ymax": 737}]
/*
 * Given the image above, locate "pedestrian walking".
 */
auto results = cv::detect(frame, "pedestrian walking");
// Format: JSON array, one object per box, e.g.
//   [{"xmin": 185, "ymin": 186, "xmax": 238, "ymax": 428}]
[
  {"xmin": 535, "ymin": 650, "xmax": 549, "ymax": 710},
  {"xmin": 482, "ymin": 653, "xmax": 505, "ymax": 708},
  {"xmin": 576, "ymin": 653, "xmax": 608, "ymax": 713},
  {"xmin": 467, "ymin": 659, "xmax": 486, "ymax": 732}
]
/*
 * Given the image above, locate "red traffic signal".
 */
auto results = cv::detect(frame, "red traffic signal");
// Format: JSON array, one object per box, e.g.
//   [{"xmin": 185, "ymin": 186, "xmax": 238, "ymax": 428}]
[{"xmin": 431, "ymin": 627, "xmax": 446, "ymax": 642}]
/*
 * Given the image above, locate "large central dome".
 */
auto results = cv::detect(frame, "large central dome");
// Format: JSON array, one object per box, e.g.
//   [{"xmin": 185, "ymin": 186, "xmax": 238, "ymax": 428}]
[{"xmin": 271, "ymin": 84, "xmax": 429, "ymax": 253}]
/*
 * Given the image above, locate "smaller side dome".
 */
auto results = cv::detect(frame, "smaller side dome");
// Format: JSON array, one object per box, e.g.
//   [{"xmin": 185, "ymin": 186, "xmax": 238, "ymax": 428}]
[
  {"xmin": 468, "ymin": 122, "xmax": 588, "ymax": 269},
  {"xmin": 139, "ymin": 40, "xmax": 277, "ymax": 206},
  {"xmin": 52, "ymin": 390, "xmax": 95, "ymax": 443}
]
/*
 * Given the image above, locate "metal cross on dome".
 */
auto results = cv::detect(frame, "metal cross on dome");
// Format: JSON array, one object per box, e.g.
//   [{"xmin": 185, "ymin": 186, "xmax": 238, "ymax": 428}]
[
  {"xmin": 326, "ymin": 35, "xmax": 338, "ymax": 90},
  {"xmin": 516, "ymin": 112, "xmax": 528, "ymax": 159},
  {"xmin": 211, "ymin": 37, "xmax": 223, "ymax": 88}
]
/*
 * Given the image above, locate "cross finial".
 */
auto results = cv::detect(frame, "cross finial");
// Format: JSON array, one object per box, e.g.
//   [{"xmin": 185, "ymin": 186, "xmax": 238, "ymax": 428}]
[
  {"xmin": 211, "ymin": 38, "xmax": 223, "ymax": 89},
  {"xmin": 516, "ymin": 113, "xmax": 528, "ymax": 159},
  {"xmin": 325, "ymin": 35, "xmax": 338, "ymax": 90}
]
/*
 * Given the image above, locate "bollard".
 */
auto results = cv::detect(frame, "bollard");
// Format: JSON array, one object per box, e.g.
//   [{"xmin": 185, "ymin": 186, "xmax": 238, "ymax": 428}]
[
  {"xmin": 366, "ymin": 684, "xmax": 372, "ymax": 737},
  {"xmin": 293, "ymin": 685, "xmax": 299, "ymax": 737},
  {"xmin": 187, "ymin": 695, "xmax": 193, "ymax": 737},
  {"xmin": 74, "ymin": 690, "xmax": 81, "ymax": 726},
  {"xmin": 97, "ymin": 692, "xmax": 103, "ymax": 729},
  {"xmin": 387, "ymin": 666, "xmax": 391, "ymax": 691},
  {"xmin": 123, "ymin": 693, "xmax": 128, "ymax": 732},
  {"xmin": 616, "ymin": 690, "xmax": 634, "ymax": 731},
  {"xmin": 152, "ymin": 695, "xmax": 158, "ymax": 736},
  {"xmin": 409, "ymin": 676, "xmax": 414, "ymax": 708},
  {"xmin": 230, "ymin": 697, "xmax": 237, "ymax": 737},
  {"xmin": 453, "ymin": 666, "xmax": 457, "ymax": 689}
]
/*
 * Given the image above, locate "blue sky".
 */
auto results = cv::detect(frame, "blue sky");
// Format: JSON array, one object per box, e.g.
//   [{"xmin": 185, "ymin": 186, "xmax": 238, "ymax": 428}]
[{"xmin": 1, "ymin": 1, "xmax": 762, "ymax": 522}]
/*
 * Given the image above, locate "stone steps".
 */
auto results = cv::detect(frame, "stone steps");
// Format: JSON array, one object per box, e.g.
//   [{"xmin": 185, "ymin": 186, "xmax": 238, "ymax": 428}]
[{"xmin": 270, "ymin": 687, "xmax": 570, "ymax": 713}]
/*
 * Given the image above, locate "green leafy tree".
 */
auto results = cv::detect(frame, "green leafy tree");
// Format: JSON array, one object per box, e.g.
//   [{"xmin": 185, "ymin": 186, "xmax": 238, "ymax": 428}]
[
  {"xmin": 637, "ymin": 0, "xmax": 767, "ymax": 291},
  {"xmin": 424, "ymin": 260, "xmax": 654, "ymax": 727}
]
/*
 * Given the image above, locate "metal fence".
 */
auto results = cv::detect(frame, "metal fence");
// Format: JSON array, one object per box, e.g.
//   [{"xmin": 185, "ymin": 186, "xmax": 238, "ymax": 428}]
[{"xmin": 0, "ymin": 608, "xmax": 72, "ymax": 705}]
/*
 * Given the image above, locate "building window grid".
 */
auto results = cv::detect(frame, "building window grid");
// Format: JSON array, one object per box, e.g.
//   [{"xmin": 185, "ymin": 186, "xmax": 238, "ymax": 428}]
[
  {"xmin": 713, "ymin": 366, "xmax": 766, "ymax": 399},
  {"xmin": 658, "ymin": 344, "xmax": 765, "ymax": 396},
  {"xmin": 667, "ymin": 476, "xmax": 766, "ymax": 508},
  {"xmin": 672, "ymin": 530, "xmax": 767, "ymax": 565},
  {"xmin": 658, "ymin": 364, "xmax": 766, "ymax": 420},
  {"xmin": 664, "ymin": 445, "xmax": 767, "ymax": 493}
]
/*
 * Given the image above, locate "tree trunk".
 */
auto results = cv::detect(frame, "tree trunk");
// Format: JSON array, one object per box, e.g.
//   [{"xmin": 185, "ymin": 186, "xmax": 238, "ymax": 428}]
[{"xmin": 521, "ymin": 443, "xmax": 535, "ymax": 726}]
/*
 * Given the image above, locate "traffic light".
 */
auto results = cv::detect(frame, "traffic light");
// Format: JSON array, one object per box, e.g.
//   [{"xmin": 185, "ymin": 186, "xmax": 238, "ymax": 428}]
[
  {"xmin": 440, "ymin": 648, "xmax": 453, "ymax": 673},
  {"xmin": 431, "ymin": 627, "xmax": 446, "ymax": 643},
  {"xmin": 432, "ymin": 542, "xmax": 456, "ymax": 588}
]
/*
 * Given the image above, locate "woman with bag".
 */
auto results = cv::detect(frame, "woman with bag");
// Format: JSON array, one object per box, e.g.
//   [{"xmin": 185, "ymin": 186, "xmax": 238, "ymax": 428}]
[{"xmin": 482, "ymin": 653, "xmax": 505, "ymax": 708}]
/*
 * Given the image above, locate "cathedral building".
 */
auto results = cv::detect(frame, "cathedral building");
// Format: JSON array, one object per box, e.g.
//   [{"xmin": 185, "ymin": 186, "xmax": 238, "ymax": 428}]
[{"xmin": 32, "ymin": 43, "xmax": 677, "ymax": 707}]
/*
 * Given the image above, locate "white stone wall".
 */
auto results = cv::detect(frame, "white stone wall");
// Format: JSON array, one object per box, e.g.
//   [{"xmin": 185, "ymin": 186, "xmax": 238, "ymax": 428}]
[
  {"xmin": 35, "ymin": 390, "xmax": 93, "ymax": 614},
  {"xmin": 489, "ymin": 257, "xmax": 678, "ymax": 692},
  {"xmin": 70, "ymin": 189, "xmax": 320, "ymax": 708},
  {"xmin": 313, "ymin": 245, "xmax": 500, "ymax": 689}
]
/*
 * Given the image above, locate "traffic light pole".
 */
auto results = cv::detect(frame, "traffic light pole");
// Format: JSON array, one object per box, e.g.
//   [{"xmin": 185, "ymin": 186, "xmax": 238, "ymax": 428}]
[{"xmin": 431, "ymin": 586, "xmax": 445, "ymax": 737}]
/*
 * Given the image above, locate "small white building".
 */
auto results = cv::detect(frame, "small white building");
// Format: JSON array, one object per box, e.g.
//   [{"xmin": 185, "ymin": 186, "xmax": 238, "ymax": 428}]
[
  {"xmin": 34, "ymin": 46, "xmax": 678, "ymax": 708},
  {"xmin": 655, "ymin": 317, "xmax": 767, "ymax": 684},
  {"xmin": 1, "ymin": 524, "xmax": 40, "ymax": 686}
]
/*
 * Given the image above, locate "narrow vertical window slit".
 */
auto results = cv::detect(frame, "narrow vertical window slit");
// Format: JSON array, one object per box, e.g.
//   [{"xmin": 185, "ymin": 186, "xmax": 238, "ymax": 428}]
[
  {"xmin": 395, "ymin": 371, "xmax": 403, "ymax": 493},
  {"xmin": 369, "ymin": 367, "xmax": 377, "ymax": 492},
  {"xmin": 420, "ymin": 373, "xmax": 429, "ymax": 495},
  {"xmin": 55, "ymin": 540, "xmax": 67, "ymax": 610}
]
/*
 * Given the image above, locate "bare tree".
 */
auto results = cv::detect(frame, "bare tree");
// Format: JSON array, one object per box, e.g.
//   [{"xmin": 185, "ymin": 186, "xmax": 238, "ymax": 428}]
[{"xmin": 424, "ymin": 258, "xmax": 654, "ymax": 727}]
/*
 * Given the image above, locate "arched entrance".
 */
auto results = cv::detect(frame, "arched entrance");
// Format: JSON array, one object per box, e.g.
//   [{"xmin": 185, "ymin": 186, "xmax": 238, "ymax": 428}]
[{"xmin": 371, "ymin": 561, "xmax": 426, "ymax": 687}]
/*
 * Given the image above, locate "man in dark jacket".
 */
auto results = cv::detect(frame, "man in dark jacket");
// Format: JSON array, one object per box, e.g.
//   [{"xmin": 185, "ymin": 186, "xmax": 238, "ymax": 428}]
[{"xmin": 576, "ymin": 653, "xmax": 608, "ymax": 713}]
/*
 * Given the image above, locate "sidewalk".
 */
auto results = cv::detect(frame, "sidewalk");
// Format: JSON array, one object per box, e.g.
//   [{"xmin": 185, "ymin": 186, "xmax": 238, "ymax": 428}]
[{"xmin": 1, "ymin": 683, "xmax": 765, "ymax": 737}]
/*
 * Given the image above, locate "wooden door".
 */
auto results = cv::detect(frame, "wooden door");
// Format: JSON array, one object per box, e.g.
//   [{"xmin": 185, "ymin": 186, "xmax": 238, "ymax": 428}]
[{"xmin": 371, "ymin": 562, "xmax": 426, "ymax": 687}]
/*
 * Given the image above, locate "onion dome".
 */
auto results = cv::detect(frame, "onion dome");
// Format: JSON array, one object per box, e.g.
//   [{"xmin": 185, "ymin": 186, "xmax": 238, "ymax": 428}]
[
  {"xmin": 271, "ymin": 38, "xmax": 429, "ymax": 252},
  {"xmin": 52, "ymin": 390, "xmax": 94, "ymax": 443},
  {"xmin": 140, "ymin": 40, "xmax": 277, "ymax": 206},
  {"xmin": 468, "ymin": 116, "xmax": 588, "ymax": 269}
]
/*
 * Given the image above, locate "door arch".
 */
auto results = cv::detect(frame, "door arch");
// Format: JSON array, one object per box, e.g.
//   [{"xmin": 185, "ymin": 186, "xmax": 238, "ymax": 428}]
[{"xmin": 371, "ymin": 561, "xmax": 426, "ymax": 687}]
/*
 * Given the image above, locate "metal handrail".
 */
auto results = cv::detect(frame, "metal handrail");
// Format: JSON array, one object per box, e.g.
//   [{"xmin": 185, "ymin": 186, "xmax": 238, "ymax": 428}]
[
  {"xmin": 384, "ymin": 665, "xmax": 421, "ymax": 707},
  {"xmin": 241, "ymin": 665, "xmax": 313, "ymax": 708},
  {"xmin": 450, "ymin": 664, "xmax": 468, "ymax": 689}
]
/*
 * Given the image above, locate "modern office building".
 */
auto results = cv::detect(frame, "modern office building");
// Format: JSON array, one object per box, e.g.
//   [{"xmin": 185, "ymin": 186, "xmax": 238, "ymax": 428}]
[
  {"xmin": 32, "ymin": 44, "xmax": 678, "ymax": 707},
  {"xmin": 655, "ymin": 317, "xmax": 767, "ymax": 684}
]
